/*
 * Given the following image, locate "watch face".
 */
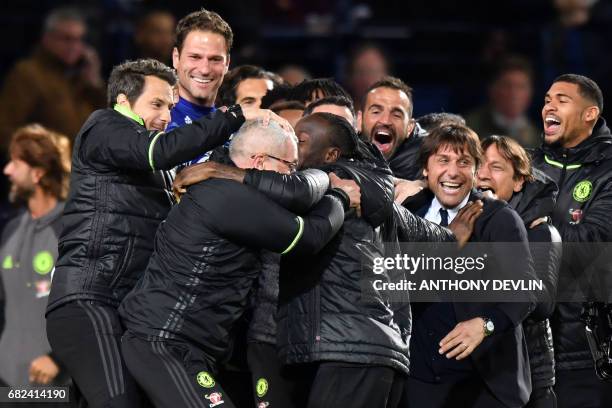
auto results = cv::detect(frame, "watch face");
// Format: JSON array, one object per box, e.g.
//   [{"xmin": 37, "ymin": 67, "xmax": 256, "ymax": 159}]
[{"xmin": 486, "ymin": 320, "xmax": 495, "ymax": 332}]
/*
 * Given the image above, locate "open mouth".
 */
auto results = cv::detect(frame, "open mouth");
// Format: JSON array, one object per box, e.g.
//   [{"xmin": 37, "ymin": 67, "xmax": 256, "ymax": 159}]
[
  {"xmin": 478, "ymin": 185, "xmax": 495, "ymax": 194},
  {"xmin": 192, "ymin": 76, "xmax": 213, "ymax": 85},
  {"xmin": 440, "ymin": 181, "xmax": 463, "ymax": 194},
  {"xmin": 544, "ymin": 115, "xmax": 561, "ymax": 136},
  {"xmin": 372, "ymin": 130, "xmax": 394, "ymax": 154}
]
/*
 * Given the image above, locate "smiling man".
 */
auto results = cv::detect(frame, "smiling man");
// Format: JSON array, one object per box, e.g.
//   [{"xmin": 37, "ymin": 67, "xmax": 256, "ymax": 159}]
[
  {"xmin": 532, "ymin": 74, "xmax": 612, "ymax": 408},
  {"xmin": 45, "ymin": 58, "xmax": 249, "ymax": 408},
  {"xmin": 359, "ymin": 76, "xmax": 425, "ymax": 180},
  {"xmin": 166, "ymin": 9, "xmax": 233, "ymax": 165},
  {"xmin": 402, "ymin": 124, "xmax": 535, "ymax": 408}
]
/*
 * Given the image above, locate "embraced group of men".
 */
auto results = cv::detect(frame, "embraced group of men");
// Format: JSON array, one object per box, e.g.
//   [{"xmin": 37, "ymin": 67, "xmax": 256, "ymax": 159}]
[{"xmin": 3, "ymin": 7, "xmax": 606, "ymax": 408}]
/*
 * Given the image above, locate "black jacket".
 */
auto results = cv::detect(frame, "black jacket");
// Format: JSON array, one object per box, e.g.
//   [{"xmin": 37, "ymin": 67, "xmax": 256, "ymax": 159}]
[
  {"xmin": 119, "ymin": 179, "xmax": 347, "ymax": 363},
  {"xmin": 47, "ymin": 107, "xmax": 244, "ymax": 313},
  {"xmin": 508, "ymin": 169, "xmax": 562, "ymax": 389},
  {"xmin": 277, "ymin": 156, "xmax": 437, "ymax": 375},
  {"xmin": 404, "ymin": 190, "xmax": 536, "ymax": 408},
  {"xmin": 243, "ymin": 169, "xmax": 330, "ymax": 345},
  {"xmin": 531, "ymin": 117, "xmax": 612, "ymax": 371},
  {"xmin": 388, "ymin": 127, "xmax": 425, "ymax": 180}
]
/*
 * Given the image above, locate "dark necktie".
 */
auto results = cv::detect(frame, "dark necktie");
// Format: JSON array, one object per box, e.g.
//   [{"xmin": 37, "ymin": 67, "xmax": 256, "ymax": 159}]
[{"xmin": 439, "ymin": 208, "xmax": 449, "ymax": 227}]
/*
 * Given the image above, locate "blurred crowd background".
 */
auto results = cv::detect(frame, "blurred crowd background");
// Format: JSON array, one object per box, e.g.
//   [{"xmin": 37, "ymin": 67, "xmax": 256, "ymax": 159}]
[{"xmin": 1, "ymin": 0, "xmax": 612, "ymax": 224}]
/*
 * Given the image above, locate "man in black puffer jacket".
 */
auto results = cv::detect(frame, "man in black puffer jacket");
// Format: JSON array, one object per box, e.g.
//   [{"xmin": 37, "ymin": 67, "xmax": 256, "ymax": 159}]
[
  {"xmin": 532, "ymin": 74, "xmax": 612, "ymax": 408},
  {"xmin": 478, "ymin": 135, "xmax": 562, "ymax": 408},
  {"xmin": 173, "ymin": 109, "xmax": 477, "ymax": 408},
  {"xmin": 45, "ymin": 59, "xmax": 278, "ymax": 408},
  {"xmin": 119, "ymin": 118, "xmax": 356, "ymax": 408},
  {"xmin": 270, "ymin": 112, "xmax": 461, "ymax": 408}
]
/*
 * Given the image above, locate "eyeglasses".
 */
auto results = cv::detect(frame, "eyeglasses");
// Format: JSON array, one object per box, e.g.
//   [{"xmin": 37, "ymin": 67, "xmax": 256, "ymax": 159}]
[{"xmin": 252, "ymin": 153, "xmax": 298, "ymax": 172}]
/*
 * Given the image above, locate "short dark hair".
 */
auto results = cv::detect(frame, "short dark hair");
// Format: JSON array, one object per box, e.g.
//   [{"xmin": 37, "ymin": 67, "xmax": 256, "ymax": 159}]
[
  {"xmin": 261, "ymin": 83, "xmax": 293, "ymax": 109},
  {"xmin": 175, "ymin": 8, "xmax": 233, "ymax": 54},
  {"xmin": 216, "ymin": 65, "xmax": 279, "ymax": 106},
  {"xmin": 291, "ymin": 78, "xmax": 352, "ymax": 105},
  {"xmin": 418, "ymin": 124, "xmax": 483, "ymax": 171},
  {"xmin": 9, "ymin": 124, "xmax": 71, "ymax": 199},
  {"xmin": 309, "ymin": 112, "xmax": 357, "ymax": 158},
  {"xmin": 416, "ymin": 112, "xmax": 466, "ymax": 132},
  {"xmin": 481, "ymin": 135, "xmax": 534, "ymax": 183},
  {"xmin": 107, "ymin": 59, "xmax": 177, "ymax": 107},
  {"xmin": 303, "ymin": 96, "xmax": 356, "ymax": 119},
  {"xmin": 364, "ymin": 76, "xmax": 413, "ymax": 117},
  {"xmin": 553, "ymin": 73, "xmax": 604, "ymax": 113},
  {"xmin": 489, "ymin": 55, "xmax": 533, "ymax": 84},
  {"xmin": 270, "ymin": 100, "xmax": 305, "ymax": 114}
]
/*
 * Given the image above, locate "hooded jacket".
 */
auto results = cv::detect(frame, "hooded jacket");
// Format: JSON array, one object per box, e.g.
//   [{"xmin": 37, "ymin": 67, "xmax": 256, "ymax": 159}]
[
  {"xmin": 508, "ymin": 169, "xmax": 562, "ymax": 388},
  {"xmin": 531, "ymin": 117, "xmax": 612, "ymax": 371}
]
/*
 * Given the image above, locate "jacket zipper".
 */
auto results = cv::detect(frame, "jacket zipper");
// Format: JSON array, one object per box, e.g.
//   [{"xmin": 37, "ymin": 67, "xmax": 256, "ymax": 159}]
[
  {"xmin": 312, "ymin": 285, "xmax": 321, "ymax": 351},
  {"xmin": 557, "ymin": 151, "xmax": 569, "ymax": 192}
]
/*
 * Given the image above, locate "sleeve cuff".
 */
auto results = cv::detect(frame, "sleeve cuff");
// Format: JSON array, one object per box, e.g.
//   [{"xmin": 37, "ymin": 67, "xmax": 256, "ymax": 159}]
[
  {"xmin": 224, "ymin": 104, "xmax": 245, "ymax": 133},
  {"xmin": 487, "ymin": 309, "xmax": 513, "ymax": 334},
  {"xmin": 327, "ymin": 188, "xmax": 351, "ymax": 211}
]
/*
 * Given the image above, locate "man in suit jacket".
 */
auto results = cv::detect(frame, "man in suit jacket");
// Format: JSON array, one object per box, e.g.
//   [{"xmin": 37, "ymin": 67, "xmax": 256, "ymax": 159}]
[{"xmin": 401, "ymin": 124, "xmax": 536, "ymax": 408}]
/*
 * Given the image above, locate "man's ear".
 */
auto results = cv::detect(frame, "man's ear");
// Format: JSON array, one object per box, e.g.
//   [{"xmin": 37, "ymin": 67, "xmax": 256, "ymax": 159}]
[
  {"xmin": 407, "ymin": 118, "xmax": 416, "ymax": 136},
  {"xmin": 252, "ymin": 154, "xmax": 266, "ymax": 170},
  {"xmin": 584, "ymin": 106, "xmax": 600, "ymax": 123},
  {"xmin": 116, "ymin": 93, "xmax": 129, "ymax": 107},
  {"xmin": 224, "ymin": 55, "xmax": 230, "ymax": 75},
  {"xmin": 513, "ymin": 177, "xmax": 525, "ymax": 193},
  {"xmin": 357, "ymin": 110, "xmax": 363, "ymax": 132},
  {"xmin": 172, "ymin": 47, "xmax": 180, "ymax": 70},
  {"xmin": 324, "ymin": 147, "xmax": 341, "ymax": 163},
  {"xmin": 422, "ymin": 168, "xmax": 428, "ymax": 178},
  {"xmin": 31, "ymin": 167, "xmax": 45, "ymax": 185}
]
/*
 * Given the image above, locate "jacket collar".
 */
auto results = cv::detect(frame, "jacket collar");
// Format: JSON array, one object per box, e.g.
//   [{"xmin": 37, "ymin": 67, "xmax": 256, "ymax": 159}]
[
  {"xmin": 508, "ymin": 168, "xmax": 558, "ymax": 225},
  {"xmin": 113, "ymin": 104, "xmax": 145, "ymax": 127}
]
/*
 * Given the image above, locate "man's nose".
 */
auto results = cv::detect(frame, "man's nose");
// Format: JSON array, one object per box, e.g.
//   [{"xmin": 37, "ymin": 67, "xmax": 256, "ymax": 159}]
[
  {"xmin": 476, "ymin": 166, "xmax": 490, "ymax": 181},
  {"xmin": 3, "ymin": 161, "xmax": 13, "ymax": 176}
]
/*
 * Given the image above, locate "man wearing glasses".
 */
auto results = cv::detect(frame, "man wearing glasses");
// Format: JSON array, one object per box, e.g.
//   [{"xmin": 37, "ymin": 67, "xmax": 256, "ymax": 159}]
[{"xmin": 118, "ymin": 118, "xmax": 359, "ymax": 407}]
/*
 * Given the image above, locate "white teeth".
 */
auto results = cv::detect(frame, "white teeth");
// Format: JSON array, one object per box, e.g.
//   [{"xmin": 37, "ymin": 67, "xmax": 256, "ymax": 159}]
[
  {"xmin": 441, "ymin": 182, "xmax": 460, "ymax": 188},
  {"xmin": 376, "ymin": 131, "xmax": 390, "ymax": 136},
  {"xmin": 545, "ymin": 116, "xmax": 560, "ymax": 125},
  {"xmin": 193, "ymin": 77, "xmax": 212, "ymax": 84}
]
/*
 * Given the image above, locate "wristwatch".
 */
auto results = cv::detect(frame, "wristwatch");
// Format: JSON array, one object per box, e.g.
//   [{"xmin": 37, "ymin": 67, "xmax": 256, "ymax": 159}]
[{"xmin": 483, "ymin": 317, "xmax": 495, "ymax": 337}]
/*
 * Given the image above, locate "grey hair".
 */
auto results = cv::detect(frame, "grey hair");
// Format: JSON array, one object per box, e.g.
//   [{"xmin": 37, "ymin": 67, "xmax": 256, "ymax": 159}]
[
  {"xmin": 229, "ymin": 118, "xmax": 297, "ymax": 162},
  {"xmin": 44, "ymin": 8, "xmax": 85, "ymax": 33}
]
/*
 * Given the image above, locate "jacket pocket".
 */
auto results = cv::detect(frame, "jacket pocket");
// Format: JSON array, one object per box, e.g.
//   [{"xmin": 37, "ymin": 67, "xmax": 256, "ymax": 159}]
[{"xmin": 109, "ymin": 236, "xmax": 134, "ymax": 288}]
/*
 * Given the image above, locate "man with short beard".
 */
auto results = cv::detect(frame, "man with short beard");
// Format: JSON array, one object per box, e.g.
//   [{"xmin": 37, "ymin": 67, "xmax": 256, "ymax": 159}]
[
  {"xmin": 359, "ymin": 76, "xmax": 426, "ymax": 180},
  {"xmin": 532, "ymin": 74, "xmax": 612, "ymax": 408},
  {"xmin": 0, "ymin": 125, "xmax": 71, "ymax": 393}
]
